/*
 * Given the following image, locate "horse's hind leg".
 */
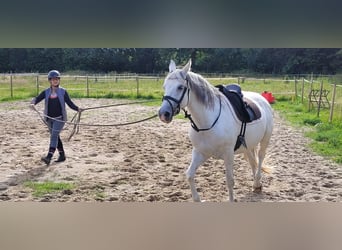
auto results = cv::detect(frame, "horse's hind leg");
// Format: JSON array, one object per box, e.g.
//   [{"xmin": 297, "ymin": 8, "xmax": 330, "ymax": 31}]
[
  {"xmin": 224, "ymin": 149, "xmax": 235, "ymax": 202},
  {"xmin": 244, "ymin": 148, "xmax": 263, "ymax": 192},
  {"xmin": 243, "ymin": 148, "xmax": 257, "ymax": 177},
  {"xmin": 254, "ymin": 134, "xmax": 272, "ymax": 191},
  {"xmin": 186, "ymin": 149, "xmax": 208, "ymax": 202}
]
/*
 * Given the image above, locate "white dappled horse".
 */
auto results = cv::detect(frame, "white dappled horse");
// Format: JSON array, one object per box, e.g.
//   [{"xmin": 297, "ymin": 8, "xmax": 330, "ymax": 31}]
[{"xmin": 158, "ymin": 59, "xmax": 274, "ymax": 202}]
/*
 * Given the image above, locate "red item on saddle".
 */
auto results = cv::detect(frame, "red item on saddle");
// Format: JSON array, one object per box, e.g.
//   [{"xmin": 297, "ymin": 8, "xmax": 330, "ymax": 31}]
[{"xmin": 261, "ymin": 91, "xmax": 275, "ymax": 104}]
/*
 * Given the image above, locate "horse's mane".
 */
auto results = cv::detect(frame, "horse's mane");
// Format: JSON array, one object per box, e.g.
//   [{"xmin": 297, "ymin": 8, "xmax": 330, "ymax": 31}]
[
  {"xmin": 166, "ymin": 70, "xmax": 220, "ymax": 109},
  {"xmin": 186, "ymin": 71, "xmax": 220, "ymax": 109}
]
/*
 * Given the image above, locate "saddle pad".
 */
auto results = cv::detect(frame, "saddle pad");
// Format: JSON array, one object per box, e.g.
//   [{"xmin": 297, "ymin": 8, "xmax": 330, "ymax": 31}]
[{"xmin": 244, "ymin": 98, "xmax": 261, "ymax": 122}]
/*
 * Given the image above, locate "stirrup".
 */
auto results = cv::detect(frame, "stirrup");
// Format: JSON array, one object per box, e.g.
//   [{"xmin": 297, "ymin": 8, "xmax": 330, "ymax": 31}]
[{"xmin": 238, "ymin": 135, "xmax": 247, "ymax": 148}]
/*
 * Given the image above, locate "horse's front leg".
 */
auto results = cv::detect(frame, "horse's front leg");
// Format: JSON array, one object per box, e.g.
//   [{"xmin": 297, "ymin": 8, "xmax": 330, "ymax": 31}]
[
  {"xmin": 224, "ymin": 149, "xmax": 235, "ymax": 202},
  {"xmin": 186, "ymin": 148, "xmax": 208, "ymax": 202}
]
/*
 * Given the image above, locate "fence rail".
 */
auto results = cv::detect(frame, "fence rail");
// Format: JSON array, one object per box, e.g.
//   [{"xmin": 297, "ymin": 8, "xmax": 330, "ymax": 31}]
[{"xmin": 1, "ymin": 73, "xmax": 341, "ymax": 121}]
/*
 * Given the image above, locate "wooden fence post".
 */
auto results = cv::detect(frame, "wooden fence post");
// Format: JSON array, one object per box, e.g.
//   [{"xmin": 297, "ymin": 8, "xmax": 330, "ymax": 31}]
[
  {"xmin": 329, "ymin": 82, "xmax": 337, "ymax": 123},
  {"xmin": 36, "ymin": 74, "xmax": 39, "ymax": 95},
  {"xmin": 294, "ymin": 76, "xmax": 297, "ymax": 101},
  {"xmin": 10, "ymin": 72, "xmax": 13, "ymax": 98},
  {"xmin": 317, "ymin": 80, "xmax": 324, "ymax": 117},
  {"xmin": 308, "ymin": 78, "xmax": 313, "ymax": 111},
  {"xmin": 136, "ymin": 76, "xmax": 140, "ymax": 97},
  {"xmin": 86, "ymin": 75, "xmax": 89, "ymax": 97},
  {"xmin": 301, "ymin": 77, "xmax": 304, "ymax": 103}
]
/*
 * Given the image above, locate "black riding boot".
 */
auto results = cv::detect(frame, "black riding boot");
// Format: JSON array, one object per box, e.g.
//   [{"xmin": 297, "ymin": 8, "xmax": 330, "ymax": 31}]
[
  {"xmin": 41, "ymin": 147, "xmax": 55, "ymax": 165},
  {"xmin": 55, "ymin": 137, "xmax": 66, "ymax": 162},
  {"xmin": 55, "ymin": 151, "xmax": 66, "ymax": 162}
]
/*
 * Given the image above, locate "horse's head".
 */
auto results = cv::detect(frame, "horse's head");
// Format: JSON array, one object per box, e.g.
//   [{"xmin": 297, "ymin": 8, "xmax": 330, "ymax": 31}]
[{"xmin": 159, "ymin": 59, "xmax": 191, "ymax": 123}]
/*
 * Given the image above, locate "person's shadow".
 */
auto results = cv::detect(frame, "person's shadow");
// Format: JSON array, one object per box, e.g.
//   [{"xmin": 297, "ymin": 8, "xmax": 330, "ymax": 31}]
[{"xmin": 0, "ymin": 164, "xmax": 50, "ymax": 199}]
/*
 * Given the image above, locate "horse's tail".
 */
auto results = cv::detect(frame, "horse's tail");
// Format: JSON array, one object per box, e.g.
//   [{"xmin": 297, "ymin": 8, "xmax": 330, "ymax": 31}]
[{"xmin": 261, "ymin": 166, "xmax": 273, "ymax": 174}]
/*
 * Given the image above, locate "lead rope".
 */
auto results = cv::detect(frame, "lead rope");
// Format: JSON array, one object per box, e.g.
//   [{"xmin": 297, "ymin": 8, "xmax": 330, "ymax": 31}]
[
  {"xmin": 66, "ymin": 111, "xmax": 158, "ymax": 141},
  {"xmin": 68, "ymin": 111, "xmax": 82, "ymax": 141},
  {"xmin": 31, "ymin": 100, "xmax": 158, "ymax": 141}
]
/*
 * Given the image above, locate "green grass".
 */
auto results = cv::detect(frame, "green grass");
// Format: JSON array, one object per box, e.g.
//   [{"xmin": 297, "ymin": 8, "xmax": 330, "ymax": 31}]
[
  {"xmin": 24, "ymin": 181, "xmax": 75, "ymax": 197},
  {"xmin": 272, "ymin": 99, "xmax": 342, "ymax": 164},
  {"xmin": 307, "ymin": 122, "xmax": 342, "ymax": 163}
]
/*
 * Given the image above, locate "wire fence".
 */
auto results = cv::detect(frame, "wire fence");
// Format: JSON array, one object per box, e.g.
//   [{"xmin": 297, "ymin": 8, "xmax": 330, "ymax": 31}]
[{"xmin": 1, "ymin": 72, "xmax": 341, "ymax": 121}]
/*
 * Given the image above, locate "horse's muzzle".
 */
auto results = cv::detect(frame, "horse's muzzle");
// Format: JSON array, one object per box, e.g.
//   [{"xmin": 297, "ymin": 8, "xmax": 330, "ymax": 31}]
[
  {"xmin": 158, "ymin": 108, "xmax": 173, "ymax": 123},
  {"xmin": 159, "ymin": 100, "xmax": 175, "ymax": 123}
]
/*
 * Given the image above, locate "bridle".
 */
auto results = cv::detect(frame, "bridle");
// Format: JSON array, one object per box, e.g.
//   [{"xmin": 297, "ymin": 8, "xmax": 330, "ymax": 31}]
[
  {"xmin": 162, "ymin": 78, "xmax": 222, "ymax": 132},
  {"xmin": 162, "ymin": 78, "xmax": 190, "ymax": 117}
]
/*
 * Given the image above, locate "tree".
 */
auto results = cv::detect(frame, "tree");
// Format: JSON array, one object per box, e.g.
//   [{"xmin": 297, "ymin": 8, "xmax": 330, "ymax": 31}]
[{"xmin": 0, "ymin": 48, "xmax": 340, "ymax": 75}]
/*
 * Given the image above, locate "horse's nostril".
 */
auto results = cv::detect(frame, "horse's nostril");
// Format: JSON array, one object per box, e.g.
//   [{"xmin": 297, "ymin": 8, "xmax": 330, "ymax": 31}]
[{"xmin": 165, "ymin": 112, "xmax": 171, "ymax": 118}]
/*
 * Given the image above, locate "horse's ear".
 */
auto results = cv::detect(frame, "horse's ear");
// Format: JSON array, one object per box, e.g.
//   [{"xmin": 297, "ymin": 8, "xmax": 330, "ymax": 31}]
[
  {"xmin": 169, "ymin": 60, "xmax": 176, "ymax": 72},
  {"xmin": 181, "ymin": 59, "xmax": 191, "ymax": 78}
]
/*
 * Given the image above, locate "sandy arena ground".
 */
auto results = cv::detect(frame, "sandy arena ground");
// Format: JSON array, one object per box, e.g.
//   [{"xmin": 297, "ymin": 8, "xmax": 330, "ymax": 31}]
[{"xmin": 0, "ymin": 99, "xmax": 341, "ymax": 202}]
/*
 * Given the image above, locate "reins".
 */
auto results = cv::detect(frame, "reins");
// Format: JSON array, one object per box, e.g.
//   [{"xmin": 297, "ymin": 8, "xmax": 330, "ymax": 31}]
[{"xmin": 31, "ymin": 100, "xmax": 158, "ymax": 141}]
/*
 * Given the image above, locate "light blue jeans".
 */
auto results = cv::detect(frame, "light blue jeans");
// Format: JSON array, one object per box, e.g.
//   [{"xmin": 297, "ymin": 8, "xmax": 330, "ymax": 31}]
[{"xmin": 47, "ymin": 116, "xmax": 65, "ymax": 150}]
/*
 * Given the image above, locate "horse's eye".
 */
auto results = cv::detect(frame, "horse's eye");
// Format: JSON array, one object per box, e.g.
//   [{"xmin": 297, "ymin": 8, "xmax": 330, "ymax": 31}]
[{"xmin": 177, "ymin": 85, "xmax": 184, "ymax": 91}]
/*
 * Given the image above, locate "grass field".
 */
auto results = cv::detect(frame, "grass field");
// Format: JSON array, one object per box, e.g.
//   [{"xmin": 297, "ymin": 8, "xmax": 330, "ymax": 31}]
[
  {"xmin": 273, "ymin": 98, "xmax": 342, "ymax": 164},
  {"xmin": 1, "ymin": 73, "xmax": 341, "ymax": 164}
]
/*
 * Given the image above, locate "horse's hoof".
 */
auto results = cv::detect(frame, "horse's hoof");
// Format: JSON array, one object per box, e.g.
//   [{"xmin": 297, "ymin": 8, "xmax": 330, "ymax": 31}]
[{"xmin": 253, "ymin": 186, "xmax": 262, "ymax": 193}]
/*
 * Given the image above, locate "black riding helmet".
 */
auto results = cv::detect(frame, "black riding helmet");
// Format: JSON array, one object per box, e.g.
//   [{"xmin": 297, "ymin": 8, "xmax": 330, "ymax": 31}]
[{"xmin": 48, "ymin": 70, "xmax": 61, "ymax": 80}]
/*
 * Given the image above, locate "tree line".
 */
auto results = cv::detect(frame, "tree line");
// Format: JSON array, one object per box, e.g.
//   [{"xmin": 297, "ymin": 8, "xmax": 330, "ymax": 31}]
[{"xmin": 0, "ymin": 48, "xmax": 341, "ymax": 75}]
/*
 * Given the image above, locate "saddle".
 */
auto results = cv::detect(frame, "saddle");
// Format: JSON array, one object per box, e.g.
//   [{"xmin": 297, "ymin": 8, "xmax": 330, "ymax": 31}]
[
  {"xmin": 216, "ymin": 84, "xmax": 261, "ymax": 151},
  {"xmin": 216, "ymin": 84, "xmax": 261, "ymax": 123}
]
